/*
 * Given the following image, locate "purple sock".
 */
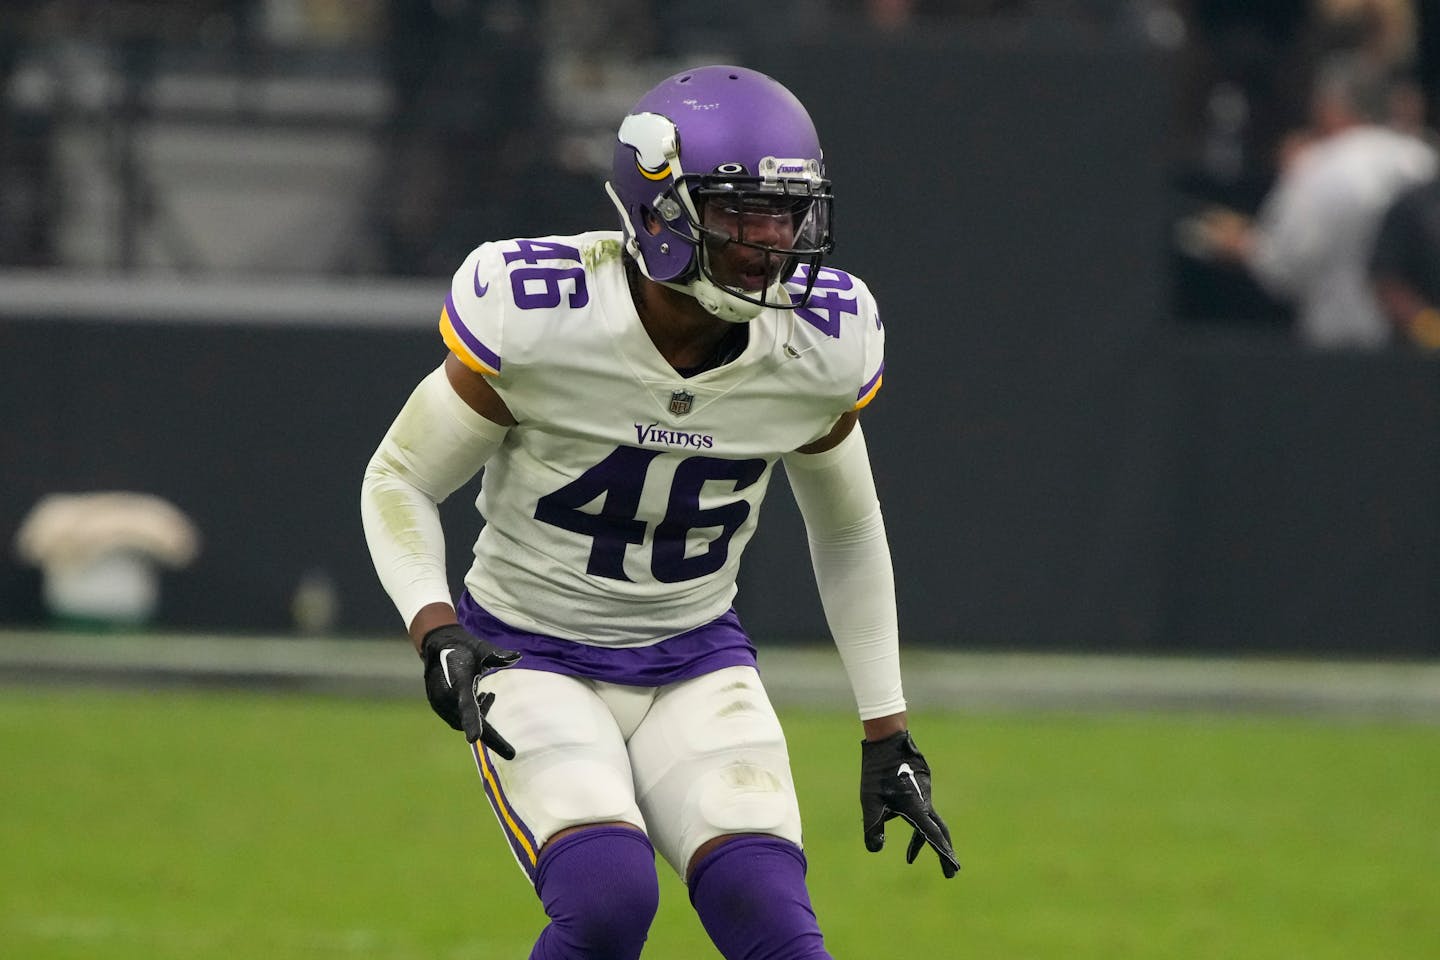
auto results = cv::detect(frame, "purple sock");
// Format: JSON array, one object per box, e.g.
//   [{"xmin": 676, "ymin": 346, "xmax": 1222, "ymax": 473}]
[
  {"xmin": 688, "ymin": 835, "xmax": 833, "ymax": 960},
  {"xmin": 530, "ymin": 827, "xmax": 659, "ymax": 960}
]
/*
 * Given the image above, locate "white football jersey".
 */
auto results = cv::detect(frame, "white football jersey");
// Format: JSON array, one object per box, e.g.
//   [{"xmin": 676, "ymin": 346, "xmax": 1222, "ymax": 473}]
[{"xmin": 440, "ymin": 231, "xmax": 885, "ymax": 645}]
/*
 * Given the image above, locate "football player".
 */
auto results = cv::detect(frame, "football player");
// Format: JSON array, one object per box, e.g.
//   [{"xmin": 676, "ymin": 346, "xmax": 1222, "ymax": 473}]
[{"xmin": 361, "ymin": 64, "xmax": 958, "ymax": 960}]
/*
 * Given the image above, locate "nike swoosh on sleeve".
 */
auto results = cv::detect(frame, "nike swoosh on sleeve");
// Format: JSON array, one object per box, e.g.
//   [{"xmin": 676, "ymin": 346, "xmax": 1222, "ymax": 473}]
[{"xmin": 473, "ymin": 264, "xmax": 490, "ymax": 297}]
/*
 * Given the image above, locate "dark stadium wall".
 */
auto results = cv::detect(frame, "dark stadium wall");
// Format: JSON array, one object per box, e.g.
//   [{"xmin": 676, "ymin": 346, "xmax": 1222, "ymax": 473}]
[
  {"xmin": 6, "ymin": 314, "xmax": 1440, "ymax": 656},
  {"xmin": 1161, "ymin": 331, "xmax": 1440, "ymax": 656},
  {"xmin": 741, "ymin": 29, "xmax": 1180, "ymax": 652},
  {"xmin": 0, "ymin": 318, "xmax": 462, "ymax": 634}
]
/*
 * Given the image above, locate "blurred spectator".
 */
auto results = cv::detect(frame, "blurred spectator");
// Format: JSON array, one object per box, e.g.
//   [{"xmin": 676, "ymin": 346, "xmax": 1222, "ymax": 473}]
[
  {"xmin": 1171, "ymin": 0, "xmax": 1421, "ymax": 199},
  {"xmin": 1183, "ymin": 53, "xmax": 1435, "ymax": 348},
  {"xmin": 1371, "ymin": 174, "xmax": 1440, "ymax": 349},
  {"xmin": 1167, "ymin": 1, "xmax": 1427, "ymax": 327},
  {"xmin": 1313, "ymin": 0, "xmax": 1417, "ymax": 70},
  {"xmin": 1313, "ymin": 2, "xmax": 1430, "ymax": 136}
]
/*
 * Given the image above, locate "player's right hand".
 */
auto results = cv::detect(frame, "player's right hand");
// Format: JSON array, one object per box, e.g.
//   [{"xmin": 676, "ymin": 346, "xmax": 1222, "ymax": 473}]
[{"xmin": 419, "ymin": 624, "xmax": 521, "ymax": 759}]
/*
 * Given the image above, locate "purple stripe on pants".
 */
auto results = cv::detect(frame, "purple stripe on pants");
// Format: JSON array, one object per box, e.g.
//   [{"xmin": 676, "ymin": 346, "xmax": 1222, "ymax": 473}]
[{"xmin": 472, "ymin": 740, "xmax": 540, "ymax": 883}]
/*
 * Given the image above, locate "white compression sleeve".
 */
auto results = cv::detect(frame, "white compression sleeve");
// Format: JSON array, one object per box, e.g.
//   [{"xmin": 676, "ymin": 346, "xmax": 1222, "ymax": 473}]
[
  {"xmin": 360, "ymin": 364, "xmax": 508, "ymax": 629},
  {"xmin": 781, "ymin": 424, "xmax": 906, "ymax": 720}
]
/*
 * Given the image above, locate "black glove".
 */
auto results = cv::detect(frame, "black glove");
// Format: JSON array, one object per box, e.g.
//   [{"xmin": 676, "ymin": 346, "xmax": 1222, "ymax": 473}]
[
  {"xmin": 860, "ymin": 730, "xmax": 960, "ymax": 878},
  {"xmin": 420, "ymin": 624, "xmax": 522, "ymax": 759}
]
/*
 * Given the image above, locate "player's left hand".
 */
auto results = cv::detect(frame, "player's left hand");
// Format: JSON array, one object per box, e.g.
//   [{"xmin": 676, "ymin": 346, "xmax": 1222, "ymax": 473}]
[
  {"xmin": 420, "ymin": 624, "xmax": 521, "ymax": 758},
  {"xmin": 860, "ymin": 730, "xmax": 960, "ymax": 878}
]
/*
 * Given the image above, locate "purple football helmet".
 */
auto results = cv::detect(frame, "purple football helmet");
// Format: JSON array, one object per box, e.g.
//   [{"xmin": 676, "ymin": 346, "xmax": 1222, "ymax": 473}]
[{"xmin": 605, "ymin": 65, "xmax": 834, "ymax": 322}]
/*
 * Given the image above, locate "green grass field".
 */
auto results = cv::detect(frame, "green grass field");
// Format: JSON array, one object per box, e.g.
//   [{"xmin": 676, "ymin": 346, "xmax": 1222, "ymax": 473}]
[{"xmin": 2, "ymin": 687, "xmax": 1437, "ymax": 959}]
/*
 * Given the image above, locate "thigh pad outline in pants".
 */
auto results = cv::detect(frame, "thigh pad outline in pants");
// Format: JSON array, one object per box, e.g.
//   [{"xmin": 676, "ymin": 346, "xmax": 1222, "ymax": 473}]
[
  {"xmin": 627, "ymin": 666, "xmax": 803, "ymax": 876},
  {"xmin": 473, "ymin": 668, "xmax": 644, "ymax": 882}
]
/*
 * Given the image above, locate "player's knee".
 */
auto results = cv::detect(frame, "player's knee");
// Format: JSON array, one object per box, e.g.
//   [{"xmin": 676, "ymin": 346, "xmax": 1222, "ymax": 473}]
[{"xmin": 535, "ymin": 827, "xmax": 659, "ymax": 958}]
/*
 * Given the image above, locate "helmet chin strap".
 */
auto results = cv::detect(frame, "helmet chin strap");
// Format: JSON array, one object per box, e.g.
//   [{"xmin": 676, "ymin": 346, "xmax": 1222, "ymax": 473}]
[
  {"xmin": 610, "ymin": 180, "xmax": 788, "ymax": 324},
  {"xmin": 676, "ymin": 240, "xmax": 790, "ymax": 323},
  {"xmin": 686, "ymin": 274, "xmax": 768, "ymax": 324},
  {"xmin": 625, "ymin": 236, "xmax": 769, "ymax": 324}
]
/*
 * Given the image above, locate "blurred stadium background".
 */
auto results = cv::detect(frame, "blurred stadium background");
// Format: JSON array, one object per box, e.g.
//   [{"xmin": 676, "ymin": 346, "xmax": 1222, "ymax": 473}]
[
  {"xmin": 6, "ymin": 0, "xmax": 1440, "ymax": 654},
  {"xmin": 2, "ymin": 2, "xmax": 1439, "ymax": 958}
]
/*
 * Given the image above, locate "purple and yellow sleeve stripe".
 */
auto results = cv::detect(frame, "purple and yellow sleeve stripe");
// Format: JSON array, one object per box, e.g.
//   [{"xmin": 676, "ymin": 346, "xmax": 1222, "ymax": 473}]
[
  {"xmin": 854, "ymin": 362, "xmax": 884, "ymax": 410},
  {"xmin": 440, "ymin": 293, "xmax": 501, "ymax": 376},
  {"xmin": 472, "ymin": 742, "xmax": 539, "ymax": 882}
]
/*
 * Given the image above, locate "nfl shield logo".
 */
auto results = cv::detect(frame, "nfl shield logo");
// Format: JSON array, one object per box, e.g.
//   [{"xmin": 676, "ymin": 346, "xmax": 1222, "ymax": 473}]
[{"xmin": 669, "ymin": 389, "xmax": 695, "ymax": 416}]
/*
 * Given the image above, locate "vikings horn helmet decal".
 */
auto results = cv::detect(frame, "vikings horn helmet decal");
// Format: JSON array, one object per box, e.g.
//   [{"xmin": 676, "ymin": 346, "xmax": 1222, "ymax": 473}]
[{"xmin": 619, "ymin": 112, "xmax": 678, "ymax": 182}]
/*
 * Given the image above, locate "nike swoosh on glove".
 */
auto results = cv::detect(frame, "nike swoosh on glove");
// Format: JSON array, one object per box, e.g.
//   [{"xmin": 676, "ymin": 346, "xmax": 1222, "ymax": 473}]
[
  {"xmin": 860, "ymin": 730, "xmax": 960, "ymax": 878},
  {"xmin": 420, "ymin": 624, "xmax": 521, "ymax": 758}
]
